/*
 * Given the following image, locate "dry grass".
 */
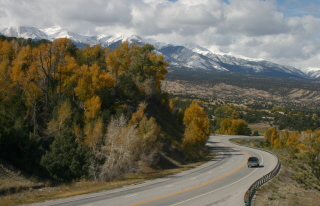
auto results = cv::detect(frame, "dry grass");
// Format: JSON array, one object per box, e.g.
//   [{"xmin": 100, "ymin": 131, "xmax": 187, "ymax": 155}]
[
  {"xmin": 248, "ymin": 123, "xmax": 271, "ymax": 136},
  {"xmin": 0, "ymin": 154, "xmax": 215, "ymax": 206},
  {"xmin": 255, "ymin": 166, "xmax": 320, "ymax": 206},
  {"xmin": 0, "ymin": 162, "xmax": 44, "ymax": 196},
  {"xmin": 231, "ymin": 138, "xmax": 320, "ymax": 206}
]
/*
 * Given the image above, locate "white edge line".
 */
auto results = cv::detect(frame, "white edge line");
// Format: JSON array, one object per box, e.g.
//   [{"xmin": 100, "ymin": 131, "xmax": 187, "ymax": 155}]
[
  {"xmin": 125, "ymin": 194, "xmax": 138, "ymax": 198},
  {"xmin": 170, "ymin": 150, "xmax": 264, "ymax": 206},
  {"xmin": 170, "ymin": 169, "xmax": 258, "ymax": 206}
]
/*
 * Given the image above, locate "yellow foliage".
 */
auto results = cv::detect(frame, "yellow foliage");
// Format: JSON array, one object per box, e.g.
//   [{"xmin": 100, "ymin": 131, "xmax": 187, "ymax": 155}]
[
  {"xmin": 273, "ymin": 138, "xmax": 281, "ymax": 148},
  {"xmin": 168, "ymin": 99, "xmax": 174, "ymax": 112},
  {"xmin": 230, "ymin": 110, "xmax": 239, "ymax": 120},
  {"xmin": 52, "ymin": 38, "xmax": 74, "ymax": 58},
  {"xmin": 264, "ymin": 127, "xmax": 279, "ymax": 146},
  {"xmin": 275, "ymin": 130, "xmax": 289, "ymax": 149},
  {"xmin": 57, "ymin": 100, "xmax": 73, "ymax": 128},
  {"xmin": 130, "ymin": 102, "xmax": 147, "ymax": 126},
  {"xmin": 72, "ymin": 124, "xmax": 83, "ymax": 141},
  {"xmin": 219, "ymin": 118, "xmax": 232, "ymax": 134},
  {"xmin": 0, "ymin": 41, "xmax": 14, "ymax": 99},
  {"xmin": 84, "ymin": 96, "xmax": 101, "ymax": 120},
  {"xmin": 79, "ymin": 44, "xmax": 108, "ymax": 67},
  {"xmin": 106, "ymin": 42, "xmax": 167, "ymax": 97},
  {"xmin": 97, "ymin": 71, "xmax": 115, "ymax": 88},
  {"xmin": 286, "ymin": 131, "xmax": 301, "ymax": 148},
  {"xmin": 84, "ymin": 118, "xmax": 104, "ymax": 150},
  {"xmin": 182, "ymin": 102, "xmax": 210, "ymax": 148},
  {"xmin": 59, "ymin": 56, "xmax": 79, "ymax": 95},
  {"xmin": 47, "ymin": 100, "xmax": 72, "ymax": 135},
  {"xmin": 147, "ymin": 53, "xmax": 168, "ymax": 92},
  {"xmin": 74, "ymin": 65, "xmax": 95, "ymax": 100},
  {"xmin": 106, "ymin": 41, "xmax": 133, "ymax": 80},
  {"xmin": 230, "ymin": 119, "xmax": 248, "ymax": 135},
  {"xmin": 74, "ymin": 64, "xmax": 115, "ymax": 101},
  {"xmin": 183, "ymin": 102, "xmax": 208, "ymax": 126},
  {"xmin": 138, "ymin": 116, "xmax": 161, "ymax": 146},
  {"xmin": 218, "ymin": 118, "xmax": 249, "ymax": 135}
]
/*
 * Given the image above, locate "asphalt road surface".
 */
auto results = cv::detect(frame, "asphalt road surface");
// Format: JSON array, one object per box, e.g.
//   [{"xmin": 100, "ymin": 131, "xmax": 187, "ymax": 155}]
[{"xmin": 28, "ymin": 135, "xmax": 278, "ymax": 206}]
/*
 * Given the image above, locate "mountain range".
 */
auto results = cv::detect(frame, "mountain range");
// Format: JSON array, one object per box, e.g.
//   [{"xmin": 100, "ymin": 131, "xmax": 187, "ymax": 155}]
[{"xmin": 1, "ymin": 26, "xmax": 319, "ymax": 80}]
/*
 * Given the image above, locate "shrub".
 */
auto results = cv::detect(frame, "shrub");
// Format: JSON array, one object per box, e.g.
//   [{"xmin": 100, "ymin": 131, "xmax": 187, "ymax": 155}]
[{"xmin": 41, "ymin": 131, "xmax": 91, "ymax": 181}]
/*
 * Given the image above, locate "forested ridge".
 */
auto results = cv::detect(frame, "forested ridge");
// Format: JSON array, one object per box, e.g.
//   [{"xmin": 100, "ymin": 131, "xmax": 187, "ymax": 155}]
[{"xmin": 0, "ymin": 36, "xmax": 210, "ymax": 182}]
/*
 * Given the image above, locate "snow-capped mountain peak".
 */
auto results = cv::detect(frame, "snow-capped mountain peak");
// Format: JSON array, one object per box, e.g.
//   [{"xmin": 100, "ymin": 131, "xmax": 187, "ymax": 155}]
[
  {"xmin": 1, "ymin": 26, "xmax": 48, "ymax": 40},
  {"xmin": 307, "ymin": 67, "xmax": 320, "ymax": 79},
  {"xmin": 1, "ymin": 26, "xmax": 316, "ymax": 79},
  {"xmin": 40, "ymin": 25, "xmax": 63, "ymax": 36},
  {"xmin": 40, "ymin": 26, "xmax": 89, "ymax": 43},
  {"xmin": 185, "ymin": 44, "xmax": 212, "ymax": 55}
]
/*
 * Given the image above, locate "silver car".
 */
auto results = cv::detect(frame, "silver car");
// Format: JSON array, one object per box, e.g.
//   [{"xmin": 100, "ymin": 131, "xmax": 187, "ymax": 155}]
[{"xmin": 247, "ymin": 157, "xmax": 260, "ymax": 167}]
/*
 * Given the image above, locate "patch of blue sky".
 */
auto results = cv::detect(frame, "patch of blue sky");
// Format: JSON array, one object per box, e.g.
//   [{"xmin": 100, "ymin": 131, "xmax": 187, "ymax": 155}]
[
  {"xmin": 222, "ymin": 0, "xmax": 320, "ymax": 17},
  {"xmin": 277, "ymin": 0, "xmax": 320, "ymax": 17}
]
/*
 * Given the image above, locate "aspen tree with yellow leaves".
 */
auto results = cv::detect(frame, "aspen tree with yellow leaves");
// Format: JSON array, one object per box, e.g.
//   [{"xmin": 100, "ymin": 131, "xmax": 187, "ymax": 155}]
[
  {"xmin": 182, "ymin": 101, "xmax": 210, "ymax": 159},
  {"xmin": 1, "ymin": 36, "xmax": 176, "ymax": 182},
  {"xmin": 0, "ymin": 40, "xmax": 14, "ymax": 99},
  {"xmin": 11, "ymin": 45, "xmax": 44, "ymax": 134},
  {"xmin": 106, "ymin": 41, "xmax": 133, "ymax": 81},
  {"xmin": 77, "ymin": 44, "xmax": 108, "ymax": 68},
  {"xmin": 84, "ymin": 117, "xmax": 104, "ymax": 151},
  {"xmin": 219, "ymin": 118, "xmax": 232, "ymax": 134},
  {"xmin": 218, "ymin": 118, "xmax": 250, "ymax": 135},
  {"xmin": 264, "ymin": 127, "xmax": 279, "ymax": 147},
  {"xmin": 106, "ymin": 42, "xmax": 167, "ymax": 101},
  {"xmin": 46, "ymin": 99, "xmax": 73, "ymax": 135},
  {"xmin": 129, "ymin": 102, "xmax": 162, "ymax": 167}
]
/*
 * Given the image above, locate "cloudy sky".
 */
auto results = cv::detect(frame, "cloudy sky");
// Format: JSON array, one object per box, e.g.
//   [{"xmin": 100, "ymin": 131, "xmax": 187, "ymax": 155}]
[{"xmin": 0, "ymin": 0, "xmax": 320, "ymax": 72}]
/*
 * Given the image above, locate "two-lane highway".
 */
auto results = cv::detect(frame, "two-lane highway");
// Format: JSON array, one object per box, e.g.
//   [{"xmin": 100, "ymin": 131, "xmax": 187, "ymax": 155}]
[{"xmin": 28, "ymin": 135, "xmax": 278, "ymax": 206}]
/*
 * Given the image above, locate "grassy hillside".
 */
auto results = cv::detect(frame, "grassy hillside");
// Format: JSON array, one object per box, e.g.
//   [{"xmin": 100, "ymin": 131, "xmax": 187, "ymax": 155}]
[{"xmin": 231, "ymin": 138, "xmax": 320, "ymax": 206}]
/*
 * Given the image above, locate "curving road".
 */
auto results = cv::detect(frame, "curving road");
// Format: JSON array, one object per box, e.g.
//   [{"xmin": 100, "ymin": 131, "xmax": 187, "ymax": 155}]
[{"xmin": 28, "ymin": 135, "xmax": 278, "ymax": 206}]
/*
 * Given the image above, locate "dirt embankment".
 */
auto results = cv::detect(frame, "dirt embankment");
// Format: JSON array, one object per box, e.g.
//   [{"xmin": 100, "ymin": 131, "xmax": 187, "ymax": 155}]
[{"xmin": 0, "ymin": 161, "xmax": 44, "ymax": 195}]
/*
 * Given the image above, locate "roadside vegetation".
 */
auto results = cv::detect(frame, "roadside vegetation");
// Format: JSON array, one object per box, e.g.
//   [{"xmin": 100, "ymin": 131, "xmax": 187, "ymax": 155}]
[
  {"xmin": 1, "ymin": 35, "xmax": 320, "ymax": 205},
  {"xmin": 0, "ymin": 155, "xmax": 215, "ymax": 206},
  {"xmin": 232, "ymin": 131, "xmax": 320, "ymax": 206},
  {"xmin": 0, "ymin": 36, "xmax": 211, "ymax": 204}
]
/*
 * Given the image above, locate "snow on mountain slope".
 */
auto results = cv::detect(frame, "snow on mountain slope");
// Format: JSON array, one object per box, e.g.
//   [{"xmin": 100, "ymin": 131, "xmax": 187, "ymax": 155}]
[
  {"xmin": 184, "ymin": 43, "xmax": 306, "ymax": 76},
  {"xmin": 1, "ymin": 26, "xmax": 48, "ymax": 40},
  {"xmin": 204, "ymin": 52, "xmax": 307, "ymax": 77},
  {"xmin": 0, "ymin": 26, "xmax": 314, "ymax": 79},
  {"xmin": 307, "ymin": 68, "xmax": 320, "ymax": 79},
  {"xmin": 41, "ymin": 26, "xmax": 98, "ymax": 45}
]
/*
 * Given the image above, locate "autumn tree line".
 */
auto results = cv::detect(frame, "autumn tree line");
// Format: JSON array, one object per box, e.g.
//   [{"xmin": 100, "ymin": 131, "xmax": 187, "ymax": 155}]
[
  {"xmin": 264, "ymin": 127, "xmax": 320, "ymax": 179},
  {"xmin": 0, "ymin": 37, "xmax": 210, "ymax": 181}
]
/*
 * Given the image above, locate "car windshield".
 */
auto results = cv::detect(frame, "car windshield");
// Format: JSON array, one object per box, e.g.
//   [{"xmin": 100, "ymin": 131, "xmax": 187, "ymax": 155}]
[{"xmin": 248, "ymin": 157, "xmax": 258, "ymax": 161}]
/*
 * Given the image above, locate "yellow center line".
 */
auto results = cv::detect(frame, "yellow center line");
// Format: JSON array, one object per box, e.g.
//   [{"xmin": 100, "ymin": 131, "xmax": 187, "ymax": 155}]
[{"xmin": 130, "ymin": 139, "xmax": 250, "ymax": 206}]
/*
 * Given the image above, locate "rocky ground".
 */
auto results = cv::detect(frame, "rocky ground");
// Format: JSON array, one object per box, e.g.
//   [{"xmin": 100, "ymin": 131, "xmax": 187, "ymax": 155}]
[{"xmin": 161, "ymin": 79, "xmax": 320, "ymax": 110}]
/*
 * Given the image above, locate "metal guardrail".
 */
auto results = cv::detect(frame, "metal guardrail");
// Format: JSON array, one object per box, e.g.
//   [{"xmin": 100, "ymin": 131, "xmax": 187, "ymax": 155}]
[{"xmin": 229, "ymin": 139, "xmax": 282, "ymax": 206}]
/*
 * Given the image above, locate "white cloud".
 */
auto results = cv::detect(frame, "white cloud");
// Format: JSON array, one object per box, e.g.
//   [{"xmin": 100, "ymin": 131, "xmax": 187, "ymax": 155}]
[
  {"xmin": 217, "ymin": 0, "xmax": 288, "ymax": 36},
  {"xmin": 0, "ymin": 0, "xmax": 320, "ymax": 71}
]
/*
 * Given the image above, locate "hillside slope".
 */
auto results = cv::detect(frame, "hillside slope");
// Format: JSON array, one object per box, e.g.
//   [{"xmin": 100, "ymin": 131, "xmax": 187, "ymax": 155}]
[{"xmin": 162, "ymin": 69, "xmax": 320, "ymax": 110}]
